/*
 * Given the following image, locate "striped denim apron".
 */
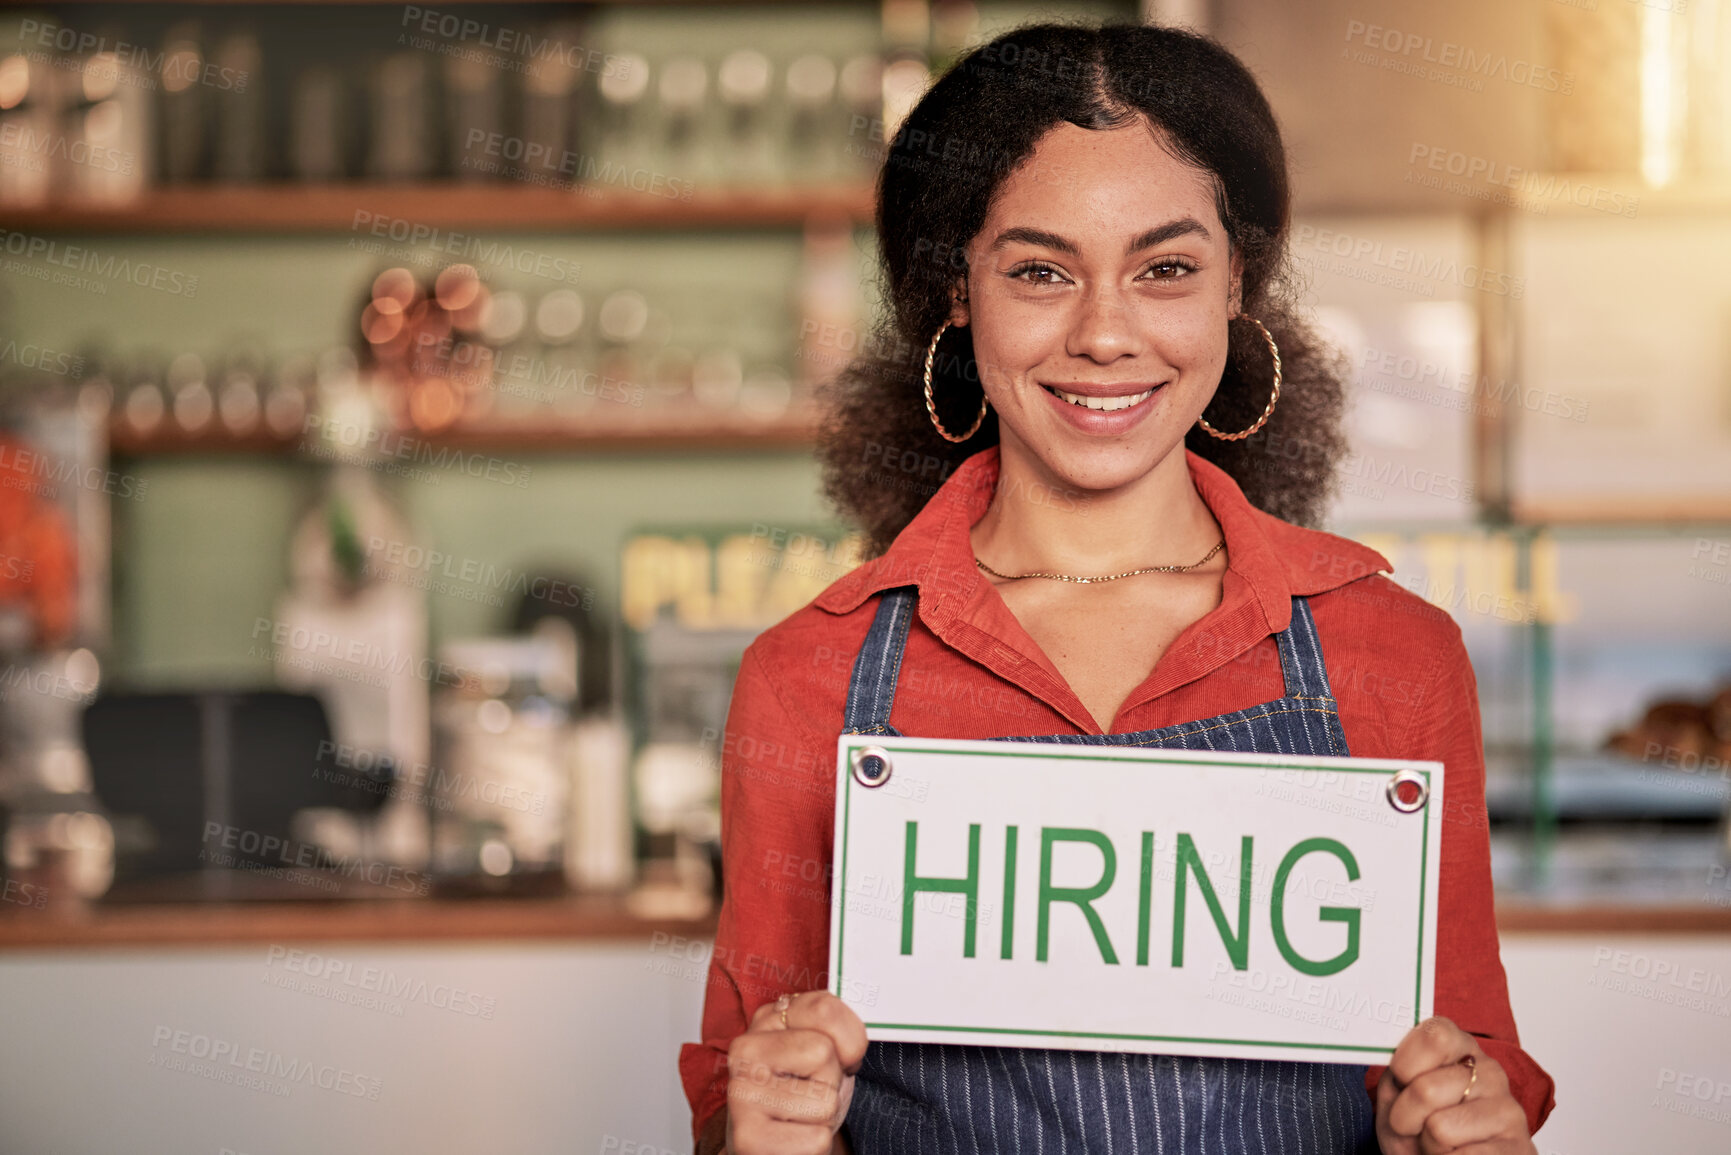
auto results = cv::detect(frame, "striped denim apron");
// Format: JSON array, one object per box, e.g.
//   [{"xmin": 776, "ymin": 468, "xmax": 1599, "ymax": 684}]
[{"xmin": 838, "ymin": 586, "xmax": 1378, "ymax": 1154}]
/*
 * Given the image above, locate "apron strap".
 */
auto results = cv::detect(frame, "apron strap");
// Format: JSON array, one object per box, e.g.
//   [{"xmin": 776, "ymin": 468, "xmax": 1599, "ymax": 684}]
[
  {"xmin": 841, "ymin": 585, "xmax": 917, "ymax": 736},
  {"xmin": 841, "ymin": 590, "xmax": 1336, "ymax": 734},
  {"xmin": 1275, "ymin": 595, "xmax": 1338, "ymax": 702}
]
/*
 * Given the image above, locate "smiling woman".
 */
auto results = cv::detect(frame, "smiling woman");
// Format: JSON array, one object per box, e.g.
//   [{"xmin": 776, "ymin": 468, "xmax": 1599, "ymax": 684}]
[
  {"xmin": 819, "ymin": 21, "xmax": 1348, "ymax": 554},
  {"xmin": 682, "ymin": 20, "xmax": 1555, "ymax": 1155}
]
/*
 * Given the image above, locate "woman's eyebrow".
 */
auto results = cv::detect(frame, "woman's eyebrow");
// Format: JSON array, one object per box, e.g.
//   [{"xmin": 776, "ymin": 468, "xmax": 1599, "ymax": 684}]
[
  {"xmin": 988, "ymin": 226, "xmax": 1078, "ymax": 255},
  {"xmin": 988, "ymin": 219, "xmax": 1213, "ymax": 256},
  {"xmin": 1125, "ymin": 217, "xmax": 1212, "ymax": 253}
]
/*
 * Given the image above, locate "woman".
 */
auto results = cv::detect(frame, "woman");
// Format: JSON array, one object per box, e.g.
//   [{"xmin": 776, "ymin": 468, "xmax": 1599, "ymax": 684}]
[{"xmin": 679, "ymin": 21, "xmax": 1554, "ymax": 1155}]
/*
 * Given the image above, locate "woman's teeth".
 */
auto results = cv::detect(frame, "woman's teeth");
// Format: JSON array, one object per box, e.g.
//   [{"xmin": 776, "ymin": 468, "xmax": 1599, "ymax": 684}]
[{"xmin": 1045, "ymin": 385, "xmax": 1156, "ymax": 412}]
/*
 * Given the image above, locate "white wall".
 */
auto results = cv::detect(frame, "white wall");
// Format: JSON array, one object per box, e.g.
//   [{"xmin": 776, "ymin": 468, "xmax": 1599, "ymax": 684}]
[
  {"xmin": 0, "ymin": 940, "xmax": 710, "ymax": 1155},
  {"xmin": 1501, "ymin": 934, "xmax": 1731, "ymax": 1155},
  {"xmin": 3, "ymin": 933, "xmax": 1727, "ymax": 1154}
]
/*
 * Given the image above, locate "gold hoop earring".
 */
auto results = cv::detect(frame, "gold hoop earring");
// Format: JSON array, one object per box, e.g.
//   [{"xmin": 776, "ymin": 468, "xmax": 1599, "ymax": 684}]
[
  {"xmin": 923, "ymin": 321, "xmax": 989, "ymax": 443},
  {"xmin": 1197, "ymin": 315, "xmax": 1282, "ymax": 441}
]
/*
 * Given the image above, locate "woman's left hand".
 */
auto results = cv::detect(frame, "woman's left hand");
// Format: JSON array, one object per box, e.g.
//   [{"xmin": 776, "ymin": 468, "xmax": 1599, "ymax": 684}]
[{"xmin": 1375, "ymin": 1016, "xmax": 1535, "ymax": 1154}]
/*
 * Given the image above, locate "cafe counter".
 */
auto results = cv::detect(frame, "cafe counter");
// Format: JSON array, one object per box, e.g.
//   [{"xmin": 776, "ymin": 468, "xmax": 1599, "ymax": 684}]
[
  {"xmin": 1, "ymin": 891, "xmax": 1728, "ymax": 1154},
  {"xmin": 1, "ymin": 893, "xmax": 1728, "ymax": 950}
]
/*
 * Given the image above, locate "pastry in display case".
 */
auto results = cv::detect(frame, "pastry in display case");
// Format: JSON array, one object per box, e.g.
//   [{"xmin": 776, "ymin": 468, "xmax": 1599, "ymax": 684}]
[{"xmin": 1604, "ymin": 685, "xmax": 1731, "ymax": 778}]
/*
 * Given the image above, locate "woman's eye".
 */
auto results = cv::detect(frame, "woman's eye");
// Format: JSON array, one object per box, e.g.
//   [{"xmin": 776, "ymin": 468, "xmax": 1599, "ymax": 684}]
[
  {"xmin": 1007, "ymin": 262, "xmax": 1067, "ymax": 285},
  {"xmin": 1141, "ymin": 258, "xmax": 1198, "ymax": 280}
]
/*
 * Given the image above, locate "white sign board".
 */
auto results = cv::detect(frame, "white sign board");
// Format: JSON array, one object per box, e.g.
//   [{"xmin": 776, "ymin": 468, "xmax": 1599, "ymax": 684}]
[{"xmin": 827, "ymin": 735, "xmax": 1443, "ymax": 1065}]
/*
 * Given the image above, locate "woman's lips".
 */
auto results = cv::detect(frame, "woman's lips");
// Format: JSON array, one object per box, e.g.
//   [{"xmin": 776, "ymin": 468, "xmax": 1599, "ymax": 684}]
[{"xmin": 1039, "ymin": 382, "xmax": 1166, "ymax": 431}]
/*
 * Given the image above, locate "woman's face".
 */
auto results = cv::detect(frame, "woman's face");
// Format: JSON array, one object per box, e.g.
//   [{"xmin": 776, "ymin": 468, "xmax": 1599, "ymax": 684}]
[{"xmin": 955, "ymin": 119, "xmax": 1241, "ymax": 493}]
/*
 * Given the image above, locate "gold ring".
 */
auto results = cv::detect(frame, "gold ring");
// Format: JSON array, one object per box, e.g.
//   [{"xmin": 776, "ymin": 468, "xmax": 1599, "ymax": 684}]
[
  {"xmin": 777, "ymin": 992, "xmax": 800, "ymax": 1029},
  {"xmin": 1458, "ymin": 1054, "xmax": 1477, "ymax": 1105}
]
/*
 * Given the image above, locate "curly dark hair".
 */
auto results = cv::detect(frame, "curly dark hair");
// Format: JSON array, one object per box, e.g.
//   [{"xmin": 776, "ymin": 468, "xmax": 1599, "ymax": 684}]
[{"xmin": 816, "ymin": 21, "xmax": 1347, "ymax": 557}]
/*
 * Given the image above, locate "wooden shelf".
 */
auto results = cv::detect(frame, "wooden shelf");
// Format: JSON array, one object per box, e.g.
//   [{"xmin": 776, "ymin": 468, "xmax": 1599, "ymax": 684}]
[
  {"xmin": 108, "ymin": 411, "xmax": 822, "ymax": 456},
  {"xmin": 0, "ymin": 891, "xmax": 718, "ymax": 950},
  {"xmin": 1507, "ymin": 173, "xmax": 1731, "ymax": 218},
  {"xmin": 2, "ymin": 182, "xmax": 876, "ymax": 234},
  {"xmin": 1508, "ymin": 495, "xmax": 1731, "ymax": 527},
  {"xmin": 2, "ymin": 894, "xmax": 1725, "ymax": 950},
  {"xmin": 108, "ymin": 428, "xmax": 301, "ymax": 456},
  {"xmin": 70, "ymin": 0, "xmax": 832, "ymax": 6},
  {"xmin": 419, "ymin": 414, "xmax": 823, "ymax": 452},
  {"xmin": 1494, "ymin": 903, "xmax": 1731, "ymax": 934}
]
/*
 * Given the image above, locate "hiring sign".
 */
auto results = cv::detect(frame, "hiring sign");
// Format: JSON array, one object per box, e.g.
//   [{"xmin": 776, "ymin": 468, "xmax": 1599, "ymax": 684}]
[{"xmin": 827, "ymin": 736, "xmax": 1443, "ymax": 1064}]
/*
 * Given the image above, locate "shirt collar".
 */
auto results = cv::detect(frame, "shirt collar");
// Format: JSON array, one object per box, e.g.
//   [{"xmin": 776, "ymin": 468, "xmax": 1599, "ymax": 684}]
[{"xmin": 815, "ymin": 444, "xmax": 1393, "ymax": 639}]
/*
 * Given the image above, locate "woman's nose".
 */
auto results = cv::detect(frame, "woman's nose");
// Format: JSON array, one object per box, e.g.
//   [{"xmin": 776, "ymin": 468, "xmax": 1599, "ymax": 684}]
[{"xmin": 1065, "ymin": 282, "xmax": 1142, "ymax": 363}]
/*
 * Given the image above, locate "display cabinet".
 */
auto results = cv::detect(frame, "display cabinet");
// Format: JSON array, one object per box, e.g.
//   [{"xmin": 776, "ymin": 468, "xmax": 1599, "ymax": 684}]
[{"xmin": 1318, "ymin": 196, "xmax": 1731, "ymax": 903}]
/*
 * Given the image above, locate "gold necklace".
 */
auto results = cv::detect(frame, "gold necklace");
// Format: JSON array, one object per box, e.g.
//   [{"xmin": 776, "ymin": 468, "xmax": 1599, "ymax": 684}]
[{"xmin": 975, "ymin": 538, "xmax": 1227, "ymax": 584}]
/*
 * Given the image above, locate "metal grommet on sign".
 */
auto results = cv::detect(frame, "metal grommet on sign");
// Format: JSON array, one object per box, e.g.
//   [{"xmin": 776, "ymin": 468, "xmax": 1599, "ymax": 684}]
[
  {"xmin": 850, "ymin": 745, "xmax": 892, "ymax": 788},
  {"xmin": 1386, "ymin": 769, "xmax": 1430, "ymax": 813}
]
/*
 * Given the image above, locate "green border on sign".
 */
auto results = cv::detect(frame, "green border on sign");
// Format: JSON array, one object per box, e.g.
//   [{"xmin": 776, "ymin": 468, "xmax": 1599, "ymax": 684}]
[{"xmin": 835, "ymin": 742, "xmax": 1434, "ymax": 1055}]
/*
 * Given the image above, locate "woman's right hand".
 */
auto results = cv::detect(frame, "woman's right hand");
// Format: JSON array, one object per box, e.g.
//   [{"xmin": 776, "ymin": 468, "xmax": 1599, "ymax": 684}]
[{"xmin": 726, "ymin": 990, "xmax": 869, "ymax": 1155}]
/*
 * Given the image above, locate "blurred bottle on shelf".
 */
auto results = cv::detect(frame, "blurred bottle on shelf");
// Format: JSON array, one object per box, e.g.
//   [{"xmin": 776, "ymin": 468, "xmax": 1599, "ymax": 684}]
[
  {"xmin": 214, "ymin": 342, "xmax": 266, "ymax": 435},
  {"xmin": 473, "ymin": 286, "xmax": 525, "ymax": 424},
  {"xmin": 656, "ymin": 54, "xmax": 710, "ymax": 187},
  {"xmin": 368, "ymin": 53, "xmax": 433, "ymax": 181},
  {"xmin": 717, "ymin": 48, "xmax": 774, "ymax": 185},
  {"xmin": 690, "ymin": 348, "xmax": 741, "ymax": 414},
  {"xmin": 440, "ymin": 264, "xmax": 496, "ymax": 426},
  {"xmin": 166, "ymin": 351, "xmax": 213, "ymax": 434},
  {"xmin": 596, "ymin": 52, "xmax": 653, "ymax": 184},
  {"xmin": 595, "ymin": 287, "xmax": 650, "ymax": 410},
  {"xmin": 157, "ymin": 22, "xmax": 205, "ymax": 183},
  {"xmin": 839, "ymin": 53, "xmax": 884, "ymax": 179},
  {"xmin": 120, "ymin": 357, "xmax": 166, "ymax": 439},
  {"xmin": 66, "ymin": 35, "xmax": 151, "ymax": 205},
  {"xmin": 521, "ymin": 20, "xmax": 587, "ymax": 192},
  {"xmin": 879, "ymin": 56, "xmax": 930, "ymax": 147},
  {"xmin": 737, "ymin": 365, "xmax": 793, "ymax": 423},
  {"xmin": 447, "ymin": 52, "xmax": 503, "ymax": 184},
  {"xmin": 218, "ymin": 371, "xmax": 260, "ymax": 434},
  {"xmin": 211, "ymin": 32, "xmax": 263, "ymax": 183},
  {"xmin": 0, "ymin": 47, "xmax": 57, "ymax": 206},
  {"xmin": 534, "ymin": 288, "xmax": 585, "ymax": 347},
  {"xmin": 265, "ymin": 353, "xmax": 314, "ymax": 439},
  {"xmin": 519, "ymin": 287, "xmax": 587, "ymax": 419},
  {"xmin": 784, "ymin": 53, "xmax": 841, "ymax": 183},
  {"xmin": 478, "ymin": 286, "xmax": 528, "ymax": 346},
  {"xmin": 879, "ymin": 0, "xmax": 931, "ymax": 146},
  {"xmin": 290, "ymin": 66, "xmax": 347, "ymax": 182}
]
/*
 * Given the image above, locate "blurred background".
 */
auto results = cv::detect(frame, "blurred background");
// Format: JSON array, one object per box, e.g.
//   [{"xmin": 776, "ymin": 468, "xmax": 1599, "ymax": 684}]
[{"xmin": 0, "ymin": 0, "xmax": 1726, "ymax": 1151}]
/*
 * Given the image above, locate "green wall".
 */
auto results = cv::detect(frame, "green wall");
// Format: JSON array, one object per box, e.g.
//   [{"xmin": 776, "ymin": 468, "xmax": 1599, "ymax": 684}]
[
  {"xmin": 1, "ymin": 226, "xmax": 837, "ymax": 683},
  {"xmin": 110, "ymin": 450, "xmax": 831, "ymax": 685}
]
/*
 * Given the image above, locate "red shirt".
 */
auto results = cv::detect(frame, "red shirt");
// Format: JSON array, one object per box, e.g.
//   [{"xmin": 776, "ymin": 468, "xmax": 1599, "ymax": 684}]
[{"xmin": 678, "ymin": 446, "xmax": 1556, "ymax": 1143}]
